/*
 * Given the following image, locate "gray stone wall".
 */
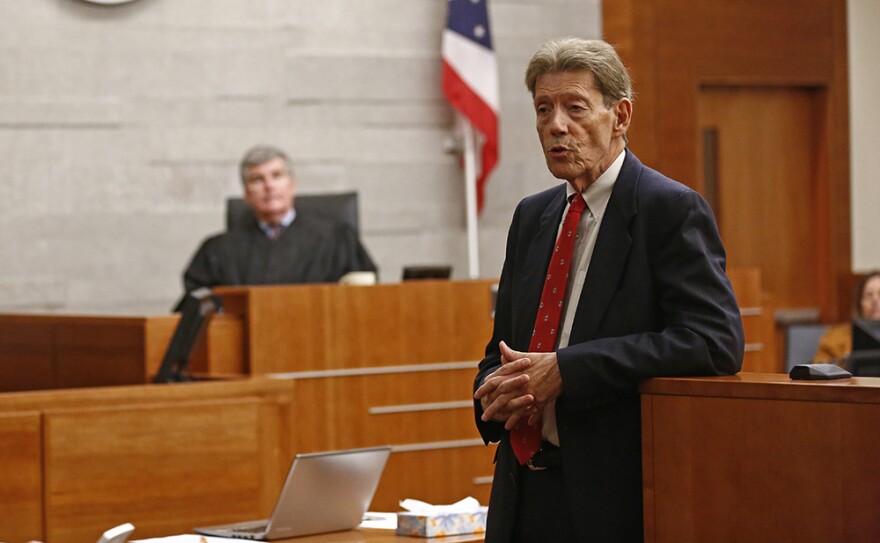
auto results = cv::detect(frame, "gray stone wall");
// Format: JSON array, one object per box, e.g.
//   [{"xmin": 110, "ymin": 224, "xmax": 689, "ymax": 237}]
[{"xmin": 0, "ymin": 0, "xmax": 601, "ymax": 312}]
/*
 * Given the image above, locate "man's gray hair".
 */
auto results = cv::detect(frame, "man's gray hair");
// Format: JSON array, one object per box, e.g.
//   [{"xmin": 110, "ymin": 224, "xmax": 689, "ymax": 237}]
[
  {"xmin": 525, "ymin": 37, "xmax": 633, "ymax": 107},
  {"xmin": 239, "ymin": 145, "xmax": 293, "ymax": 183}
]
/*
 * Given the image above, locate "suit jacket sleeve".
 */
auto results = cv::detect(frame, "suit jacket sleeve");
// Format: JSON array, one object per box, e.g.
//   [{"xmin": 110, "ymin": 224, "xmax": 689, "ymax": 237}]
[{"xmin": 474, "ymin": 201, "xmax": 528, "ymax": 444}]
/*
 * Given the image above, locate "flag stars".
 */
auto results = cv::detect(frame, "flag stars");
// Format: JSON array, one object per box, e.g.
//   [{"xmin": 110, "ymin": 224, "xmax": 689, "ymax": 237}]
[{"xmin": 473, "ymin": 24, "xmax": 486, "ymax": 39}]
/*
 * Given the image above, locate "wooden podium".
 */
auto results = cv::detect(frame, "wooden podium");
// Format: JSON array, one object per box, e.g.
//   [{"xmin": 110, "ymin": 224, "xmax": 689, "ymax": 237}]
[{"xmin": 641, "ymin": 373, "xmax": 880, "ymax": 543}]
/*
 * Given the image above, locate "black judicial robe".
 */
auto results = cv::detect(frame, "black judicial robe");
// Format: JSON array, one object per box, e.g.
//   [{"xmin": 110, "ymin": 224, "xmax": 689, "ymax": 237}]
[{"xmin": 177, "ymin": 210, "xmax": 376, "ymax": 307}]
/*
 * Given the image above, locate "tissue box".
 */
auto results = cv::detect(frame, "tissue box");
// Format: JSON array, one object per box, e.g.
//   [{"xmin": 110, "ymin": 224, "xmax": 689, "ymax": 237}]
[{"xmin": 396, "ymin": 507, "xmax": 488, "ymax": 538}]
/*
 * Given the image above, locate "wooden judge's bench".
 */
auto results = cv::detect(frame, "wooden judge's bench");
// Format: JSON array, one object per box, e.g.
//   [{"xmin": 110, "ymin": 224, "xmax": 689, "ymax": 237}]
[{"xmin": 1, "ymin": 274, "xmax": 877, "ymax": 542}]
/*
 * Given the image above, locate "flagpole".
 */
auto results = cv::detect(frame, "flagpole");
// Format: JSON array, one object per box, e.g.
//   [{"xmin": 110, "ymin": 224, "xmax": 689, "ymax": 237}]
[{"xmin": 459, "ymin": 113, "xmax": 480, "ymax": 279}]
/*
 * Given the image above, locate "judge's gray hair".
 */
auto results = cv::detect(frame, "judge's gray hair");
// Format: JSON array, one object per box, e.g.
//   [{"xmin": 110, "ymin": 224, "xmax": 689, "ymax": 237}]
[
  {"xmin": 239, "ymin": 145, "xmax": 294, "ymax": 183},
  {"xmin": 525, "ymin": 37, "xmax": 633, "ymax": 108}
]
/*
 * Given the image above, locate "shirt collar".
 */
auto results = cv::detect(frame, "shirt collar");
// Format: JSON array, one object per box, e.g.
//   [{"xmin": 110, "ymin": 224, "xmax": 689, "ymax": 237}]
[
  {"xmin": 565, "ymin": 148, "xmax": 625, "ymax": 219},
  {"xmin": 258, "ymin": 208, "xmax": 296, "ymax": 236}
]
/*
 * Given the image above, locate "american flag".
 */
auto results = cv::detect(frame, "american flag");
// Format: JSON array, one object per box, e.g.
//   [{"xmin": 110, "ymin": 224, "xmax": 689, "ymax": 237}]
[{"xmin": 441, "ymin": 0, "xmax": 499, "ymax": 215}]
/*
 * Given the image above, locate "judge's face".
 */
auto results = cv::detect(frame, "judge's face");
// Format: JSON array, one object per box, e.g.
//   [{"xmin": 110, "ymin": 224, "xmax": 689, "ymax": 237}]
[
  {"xmin": 860, "ymin": 276, "xmax": 880, "ymax": 320},
  {"xmin": 534, "ymin": 70, "xmax": 631, "ymax": 192},
  {"xmin": 243, "ymin": 157, "xmax": 295, "ymax": 225}
]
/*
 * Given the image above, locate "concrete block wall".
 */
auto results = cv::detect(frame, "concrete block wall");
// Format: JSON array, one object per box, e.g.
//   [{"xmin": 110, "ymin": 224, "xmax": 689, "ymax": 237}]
[{"xmin": 0, "ymin": 0, "xmax": 601, "ymax": 312}]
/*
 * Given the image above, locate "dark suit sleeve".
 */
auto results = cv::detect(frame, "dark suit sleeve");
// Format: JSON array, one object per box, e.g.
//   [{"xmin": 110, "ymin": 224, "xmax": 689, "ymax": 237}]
[
  {"xmin": 556, "ymin": 189, "xmax": 743, "ymax": 412},
  {"xmin": 175, "ymin": 232, "xmax": 245, "ymax": 311},
  {"xmin": 473, "ymin": 202, "xmax": 523, "ymax": 444},
  {"xmin": 173, "ymin": 237, "xmax": 223, "ymax": 311},
  {"xmin": 181, "ymin": 240, "xmax": 217, "ymax": 294},
  {"xmin": 333, "ymin": 223, "xmax": 377, "ymax": 276}
]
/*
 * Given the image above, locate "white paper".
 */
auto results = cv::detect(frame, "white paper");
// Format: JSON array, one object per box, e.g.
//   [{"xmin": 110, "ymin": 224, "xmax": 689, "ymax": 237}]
[
  {"xmin": 131, "ymin": 536, "xmax": 229, "ymax": 543},
  {"xmin": 359, "ymin": 511, "xmax": 398, "ymax": 530}
]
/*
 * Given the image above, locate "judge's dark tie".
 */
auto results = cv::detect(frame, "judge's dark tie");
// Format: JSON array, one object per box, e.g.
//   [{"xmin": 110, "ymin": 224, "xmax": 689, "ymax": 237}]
[
  {"xmin": 510, "ymin": 193, "xmax": 586, "ymax": 465},
  {"xmin": 267, "ymin": 225, "xmax": 282, "ymax": 239}
]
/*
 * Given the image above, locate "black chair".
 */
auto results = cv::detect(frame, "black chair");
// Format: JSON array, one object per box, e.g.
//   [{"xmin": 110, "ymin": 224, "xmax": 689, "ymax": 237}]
[{"xmin": 226, "ymin": 192, "xmax": 360, "ymax": 232}]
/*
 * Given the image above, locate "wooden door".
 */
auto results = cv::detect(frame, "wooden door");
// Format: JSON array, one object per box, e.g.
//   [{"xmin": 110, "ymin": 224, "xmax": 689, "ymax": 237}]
[{"xmin": 699, "ymin": 86, "xmax": 824, "ymax": 316}]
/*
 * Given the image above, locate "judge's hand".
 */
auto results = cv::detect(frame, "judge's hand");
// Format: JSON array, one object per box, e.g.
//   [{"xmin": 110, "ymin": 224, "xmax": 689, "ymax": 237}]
[{"xmin": 474, "ymin": 341, "xmax": 564, "ymax": 430}]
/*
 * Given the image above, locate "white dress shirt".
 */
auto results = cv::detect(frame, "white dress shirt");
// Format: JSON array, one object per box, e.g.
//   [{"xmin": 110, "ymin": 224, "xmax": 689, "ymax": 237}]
[{"xmin": 541, "ymin": 149, "xmax": 626, "ymax": 445}]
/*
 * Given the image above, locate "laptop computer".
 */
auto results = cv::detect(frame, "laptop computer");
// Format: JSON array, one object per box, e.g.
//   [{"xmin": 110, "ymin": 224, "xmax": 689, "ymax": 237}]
[{"xmin": 194, "ymin": 446, "xmax": 392, "ymax": 541}]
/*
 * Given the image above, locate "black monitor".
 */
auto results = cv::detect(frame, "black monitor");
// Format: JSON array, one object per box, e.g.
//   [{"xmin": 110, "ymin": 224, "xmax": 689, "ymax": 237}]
[
  {"xmin": 402, "ymin": 265, "xmax": 452, "ymax": 281},
  {"xmin": 848, "ymin": 319, "xmax": 880, "ymax": 377},
  {"xmin": 153, "ymin": 287, "xmax": 218, "ymax": 383}
]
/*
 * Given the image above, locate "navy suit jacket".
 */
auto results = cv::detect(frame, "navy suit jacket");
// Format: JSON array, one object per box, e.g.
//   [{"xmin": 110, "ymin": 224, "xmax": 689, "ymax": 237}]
[{"xmin": 474, "ymin": 150, "xmax": 744, "ymax": 542}]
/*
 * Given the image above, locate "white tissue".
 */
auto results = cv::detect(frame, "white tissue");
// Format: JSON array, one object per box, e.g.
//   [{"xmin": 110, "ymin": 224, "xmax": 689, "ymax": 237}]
[{"xmin": 399, "ymin": 496, "xmax": 482, "ymax": 514}]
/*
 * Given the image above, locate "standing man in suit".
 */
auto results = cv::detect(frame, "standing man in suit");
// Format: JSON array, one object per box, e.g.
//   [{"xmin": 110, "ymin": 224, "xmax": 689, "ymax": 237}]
[
  {"xmin": 473, "ymin": 38, "xmax": 744, "ymax": 542},
  {"xmin": 177, "ymin": 145, "xmax": 376, "ymax": 308}
]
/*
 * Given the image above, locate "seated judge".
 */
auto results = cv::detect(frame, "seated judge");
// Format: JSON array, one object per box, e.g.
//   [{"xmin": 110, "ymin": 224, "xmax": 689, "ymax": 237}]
[
  {"xmin": 812, "ymin": 271, "xmax": 880, "ymax": 365},
  {"xmin": 177, "ymin": 145, "xmax": 376, "ymax": 306}
]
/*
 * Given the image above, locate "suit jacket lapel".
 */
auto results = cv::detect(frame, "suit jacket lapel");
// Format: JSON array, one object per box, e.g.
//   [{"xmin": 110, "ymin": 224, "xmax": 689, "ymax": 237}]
[{"xmin": 570, "ymin": 151, "xmax": 641, "ymax": 342}]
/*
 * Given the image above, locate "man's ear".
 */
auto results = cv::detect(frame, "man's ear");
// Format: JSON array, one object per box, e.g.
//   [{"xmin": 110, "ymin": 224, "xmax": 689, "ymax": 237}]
[{"xmin": 614, "ymin": 98, "xmax": 633, "ymax": 136}]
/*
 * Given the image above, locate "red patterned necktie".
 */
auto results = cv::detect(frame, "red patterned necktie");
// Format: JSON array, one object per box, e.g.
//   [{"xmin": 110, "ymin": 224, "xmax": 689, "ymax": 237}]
[{"xmin": 510, "ymin": 194, "xmax": 587, "ymax": 465}]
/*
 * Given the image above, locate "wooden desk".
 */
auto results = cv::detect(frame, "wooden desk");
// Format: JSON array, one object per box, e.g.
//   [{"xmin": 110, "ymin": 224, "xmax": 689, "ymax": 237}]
[{"xmin": 641, "ymin": 373, "xmax": 880, "ymax": 543}]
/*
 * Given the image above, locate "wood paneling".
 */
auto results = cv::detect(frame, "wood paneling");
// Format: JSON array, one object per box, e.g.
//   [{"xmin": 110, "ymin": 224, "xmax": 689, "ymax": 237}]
[
  {"xmin": 0, "ymin": 411, "xmax": 43, "ymax": 542},
  {"xmin": 281, "ymin": 368, "xmax": 494, "ymax": 509},
  {"xmin": 700, "ymin": 87, "xmax": 821, "ymax": 315},
  {"xmin": 0, "ymin": 379, "xmax": 292, "ymax": 543},
  {"xmin": 0, "ymin": 319, "xmax": 53, "ymax": 390},
  {"xmin": 212, "ymin": 281, "xmax": 499, "ymax": 510},
  {"xmin": 43, "ymin": 399, "xmax": 278, "ymax": 542},
  {"xmin": 0, "ymin": 375, "xmax": 491, "ymax": 541},
  {"xmin": 217, "ymin": 280, "xmax": 496, "ymax": 374},
  {"xmin": 727, "ymin": 268, "xmax": 777, "ymax": 372},
  {"xmin": 642, "ymin": 374, "xmax": 880, "ymax": 542},
  {"xmin": 0, "ymin": 313, "xmax": 244, "ymax": 391},
  {"xmin": 604, "ymin": 0, "xmax": 851, "ymax": 321}
]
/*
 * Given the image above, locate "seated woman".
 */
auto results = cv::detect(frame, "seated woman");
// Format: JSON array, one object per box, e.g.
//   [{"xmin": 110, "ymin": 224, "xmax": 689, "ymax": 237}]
[{"xmin": 813, "ymin": 271, "xmax": 880, "ymax": 365}]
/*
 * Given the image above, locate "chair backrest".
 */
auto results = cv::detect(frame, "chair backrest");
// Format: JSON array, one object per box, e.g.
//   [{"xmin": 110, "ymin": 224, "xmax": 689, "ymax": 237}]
[
  {"xmin": 784, "ymin": 323, "xmax": 829, "ymax": 371},
  {"xmin": 226, "ymin": 192, "xmax": 360, "ymax": 232}
]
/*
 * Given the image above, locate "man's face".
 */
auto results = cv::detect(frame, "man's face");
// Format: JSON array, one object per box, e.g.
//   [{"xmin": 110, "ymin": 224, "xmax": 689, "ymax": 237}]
[
  {"xmin": 243, "ymin": 157, "xmax": 295, "ymax": 224},
  {"xmin": 860, "ymin": 276, "xmax": 880, "ymax": 320},
  {"xmin": 534, "ymin": 70, "xmax": 630, "ymax": 191}
]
